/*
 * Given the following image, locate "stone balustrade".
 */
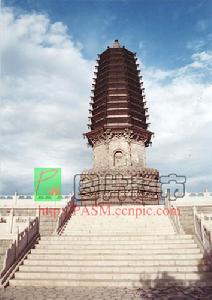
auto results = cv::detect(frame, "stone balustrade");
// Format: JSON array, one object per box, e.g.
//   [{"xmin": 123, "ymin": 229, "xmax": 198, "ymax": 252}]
[
  {"xmin": 193, "ymin": 207, "xmax": 212, "ymax": 254},
  {"xmin": 0, "ymin": 217, "xmax": 39, "ymax": 284},
  {"xmin": 164, "ymin": 194, "xmax": 184, "ymax": 234},
  {"xmin": 56, "ymin": 195, "xmax": 76, "ymax": 234},
  {"xmin": 175, "ymin": 191, "xmax": 212, "ymax": 206},
  {"xmin": 0, "ymin": 194, "xmax": 70, "ymax": 207}
]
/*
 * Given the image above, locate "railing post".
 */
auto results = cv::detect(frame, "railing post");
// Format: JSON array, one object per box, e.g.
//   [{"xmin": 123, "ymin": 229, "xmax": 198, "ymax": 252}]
[
  {"xmin": 200, "ymin": 213, "xmax": 205, "ymax": 245},
  {"xmin": 56, "ymin": 195, "xmax": 75, "ymax": 234},
  {"xmin": 27, "ymin": 218, "xmax": 30, "ymax": 245},
  {"xmin": 15, "ymin": 226, "xmax": 19, "ymax": 260},
  {"xmin": 9, "ymin": 208, "xmax": 14, "ymax": 234},
  {"xmin": 193, "ymin": 206, "xmax": 197, "ymax": 235},
  {"xmin": 37, "ymin": 205, "xmax": 40, "ymax": 233},
  {"xmin": 210, "ymin": 231, "xmax": 212, "ymax": 251}
]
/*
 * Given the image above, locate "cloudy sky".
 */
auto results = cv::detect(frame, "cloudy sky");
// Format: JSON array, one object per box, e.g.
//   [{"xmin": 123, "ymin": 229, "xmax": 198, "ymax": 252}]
[{"xmin": 1, "ymin": 0, "xmax": 212, "ymax": 194}]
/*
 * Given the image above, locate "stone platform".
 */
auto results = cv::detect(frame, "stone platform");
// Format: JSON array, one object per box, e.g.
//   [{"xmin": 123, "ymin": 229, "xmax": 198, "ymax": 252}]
[{"xmin": 79, "ymin": 168, "xmax": 160, "ymax": 205}]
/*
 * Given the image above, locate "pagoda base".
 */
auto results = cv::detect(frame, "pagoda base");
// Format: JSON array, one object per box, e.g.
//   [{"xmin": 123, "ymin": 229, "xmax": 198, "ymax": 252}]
[{"xmin": 79, "ymin": 168, "xmax": 161, "ymax": 206}]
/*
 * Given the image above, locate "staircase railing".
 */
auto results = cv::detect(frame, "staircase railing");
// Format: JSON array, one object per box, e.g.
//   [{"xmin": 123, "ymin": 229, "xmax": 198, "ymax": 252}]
[
  {"xmin": 0, "ymin": 217, "xmax": 39, "ymax": 285},
  {"xmin": 193, "ymin": 206, "xmax": 212, "ymax": 254},
  {"xmin": 56, "ymin": 195, "xmax": 76, "ymax": 234},
  {"xmin": 164, "ymin": 193, "xmax": 184, "ymax": 234}
]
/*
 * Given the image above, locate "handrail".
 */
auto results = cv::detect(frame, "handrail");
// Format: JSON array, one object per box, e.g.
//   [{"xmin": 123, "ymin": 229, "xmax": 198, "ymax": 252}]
[
  {"xmin": 0, "ymin": 217, "xmax": 39, "ymax": 284},
  {"xmin": 9, "ymin": 208, "xmax": 14, "ymax": 234},
  {"xmin": 193, "ymin": 206, "xmax": 212, "ymax": 254},
  {"xmin": 56, "ymin": 195, "xmax": 76, "ymax": 234},
  {"xmin": 164, "ymin": 194, "xmax": 184, "ymax": 234}
]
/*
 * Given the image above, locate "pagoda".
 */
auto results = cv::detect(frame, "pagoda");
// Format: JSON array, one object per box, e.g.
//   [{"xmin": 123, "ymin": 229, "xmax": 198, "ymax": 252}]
[{"xmin": 80, "ymin": 40, "xmax": 160, "ymax": 205}]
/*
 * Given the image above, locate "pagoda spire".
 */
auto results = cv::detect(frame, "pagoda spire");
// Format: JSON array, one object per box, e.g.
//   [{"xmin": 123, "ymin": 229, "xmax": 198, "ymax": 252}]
[{"xmin": 112, "ymin": 39, "xmax": 121, "ymax": 48}]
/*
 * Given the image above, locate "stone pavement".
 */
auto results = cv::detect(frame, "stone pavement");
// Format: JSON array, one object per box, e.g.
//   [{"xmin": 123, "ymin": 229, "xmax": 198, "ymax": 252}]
[{"xmin": 1, "ymin": 286, "xmax": 212, "ymax": 300}]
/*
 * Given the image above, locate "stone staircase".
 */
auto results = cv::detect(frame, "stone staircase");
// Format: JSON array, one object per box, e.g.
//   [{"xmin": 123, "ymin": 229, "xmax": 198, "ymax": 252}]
[
  {"xmin": 39, "ymin": 210, "xmax": 60, "ymax": 236},
  {"xmin": 178, "ymin": 205, "xmax": 212, "ymax": 234},
  {"xmin": 9, "ymin": 205, "xmax": 212, "ymax": 287}
]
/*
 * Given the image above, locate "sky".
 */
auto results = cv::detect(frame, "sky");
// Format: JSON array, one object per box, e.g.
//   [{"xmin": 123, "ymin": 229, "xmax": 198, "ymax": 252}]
[{"xmin": 1, "ymin": 0, "xmax": 212, "ymax": 194}]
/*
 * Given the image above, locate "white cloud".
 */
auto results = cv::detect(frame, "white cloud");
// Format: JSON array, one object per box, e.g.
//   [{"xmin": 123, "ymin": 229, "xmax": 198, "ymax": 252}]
[
  {"xmin": 186, "ymin": 40, "xmax": 206, "ymax": 51},
  {"xmin": 186, "ymin": 34, "xmax": 212, "ymax": 52},
  {"xmin": 0, "ymin": 7, "xmax": 211, "ymax": 194},
  {"xmin": 144, "ymin": 51, "xmax": 212, "ymax": 191},
  {"xmin": 0, "ymin": 7, "xmax": 93, "ymax": 194}
]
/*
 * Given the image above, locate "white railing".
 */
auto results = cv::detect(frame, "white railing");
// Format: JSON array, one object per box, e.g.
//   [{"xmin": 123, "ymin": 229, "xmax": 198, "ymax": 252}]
[
  {"xmin": 0, "ymin": 217, "xmax": 39, "ymax": 280},
  {"xmin": 0, "ymin": 208, "xmax": 35, "ymax": 234},
  {"xmin": 56, "ymin": 195, "xmax": 76, "ymax": 234},
  {"xmin": 193, "ymin": 207, "xmax": 212, "ymax": 254},
  {"xmin": 164, "ymin": 194, "xmax": 184, "ymax": 234},
  {"xmin": 0, "ymin": 193, "xmax": 70, "ymax": 207}
]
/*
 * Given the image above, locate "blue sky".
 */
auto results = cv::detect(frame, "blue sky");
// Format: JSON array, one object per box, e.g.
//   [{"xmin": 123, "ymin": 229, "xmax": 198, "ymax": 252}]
[
  {"xmin": 1, "ymin": 0, "xmax": 212, "ymax": 194},
  {"xmin": 4, "ymin": 0, "xmax": 212, "ymax": 67}
]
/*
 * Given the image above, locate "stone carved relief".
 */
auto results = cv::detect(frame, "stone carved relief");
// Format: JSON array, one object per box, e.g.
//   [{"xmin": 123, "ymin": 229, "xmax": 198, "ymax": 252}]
[{"xmin": 88, "ymin": 129, "xmax": 149, "ymax": 147}]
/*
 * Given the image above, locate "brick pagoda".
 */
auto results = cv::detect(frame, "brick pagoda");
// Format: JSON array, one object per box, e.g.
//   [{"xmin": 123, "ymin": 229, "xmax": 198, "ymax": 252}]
[{"xmin": 80, "ymin": 40, "xmax": 160, "ymax": 205}]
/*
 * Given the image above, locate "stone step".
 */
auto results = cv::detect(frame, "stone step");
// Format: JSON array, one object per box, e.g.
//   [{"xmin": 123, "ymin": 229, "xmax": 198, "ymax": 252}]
[
  {"xmin": 23, "ymin": 258, "xmax": 204, "ymax": 267},
  {"xmin": 39, "ymin": 232, "xmax": 54, "ymax": 236},
  {"xmin": 64, "ymin": 232, "xmax": 176, "ymax": 236},
  {"xmin": 65, "ymin": 226, "xmax": 174, "ymax": 229},
  {"xmin": 63, "ymin": 231, "xmax": 175, "ymax": 234},
  {"xmin": 38, "ymin": 239, "xmax": 195, "ymax": 245},
  {"xmin": 27, "ymin": 253, "xmax": 203, "ymax": 260},
  {"xmin": 0, "ymin": 240, "xmax": 13, "ymax": 246},
  {"xmin": 8, "ymin": 203, "xmax": 212, "ymax": 289},
  {"xmin": 64, "ymin": 227, "xmax": 174, "ymax": 230},
  {"xmin": 66, "ymin": 219, "xmax": 174, "ymax": 222},
  {"xmin": 64, "ymin": 224, "xmax": 174, "ymax": 227},
  {"xmin": 36, "ymin": 243, "xmax": 197, "ymax": 249},
  {"xmin": 19, "ymin": 265, "xmax": 209, "ymax": 273},
  {"xmin": 31, "ymin": 248, "xmax": 200, "ymax": 255},
  {"xmin": 67, "ymin": 221, "xmax": 172, "ymax": 224},
  {"xmin": 67, "ymin": 216, "xmax": 174, "ymax": 220},
  {"xmin": 40, "ymin": 225, "xmax": 56, "ymax": 229},
  {"xmin": 68, "ymin": 217, "xmax": 174, "ymax": 219},
  {"xmin": 14, "ymin": 271, "xmax": 212, "ymax": 281},
  {"xmin": 66, "ymin": 220, "xmax": 174, "ymax": 223},
  {"xmin": 180, "ymin": 222, "xmax": 193, "ymax": 225},
  {"xmin": 41, "ymin": 234, "xmax": 193, "ymax": 240},
  {"xmin": 66, "ymin": 218, "xmax": 174, "ymax": 221},
  {"xmin": 66, "ymin": 216, "xmax": 174, "ymax": 219},
  {"xmin": 66, "ymin": 219, "xmax": 173, "ymax": 221},
  {"xmin": 40, "ymin": 218, "xmax": 60, "ymax": 222},
  {"xmin": 9, "ymin": 278, "xmax": 212, "ymax": 287}
]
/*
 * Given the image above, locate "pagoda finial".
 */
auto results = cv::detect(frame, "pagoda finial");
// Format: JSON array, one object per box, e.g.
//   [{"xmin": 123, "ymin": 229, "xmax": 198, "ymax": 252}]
[{"xmin": 113, "ymin": 39, "xmax": 121, "ymax": 48}]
